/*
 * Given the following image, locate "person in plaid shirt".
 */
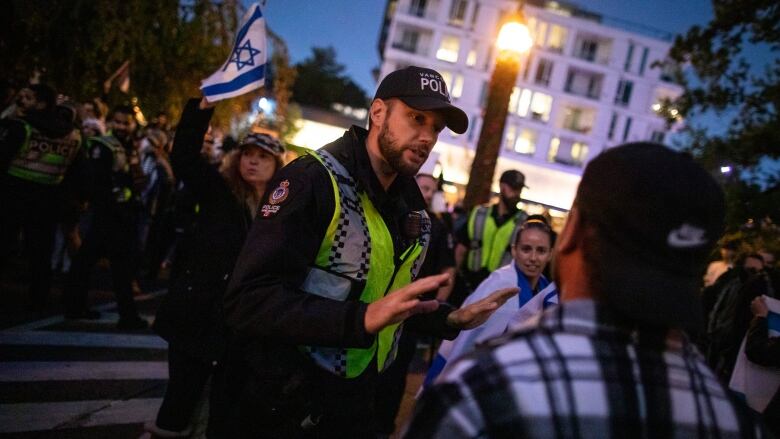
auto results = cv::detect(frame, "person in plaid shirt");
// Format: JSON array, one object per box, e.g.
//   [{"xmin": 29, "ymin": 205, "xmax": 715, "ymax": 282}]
[{"xmin": 404, "ymin": 143, "xmax": 766, "ymax": 438}]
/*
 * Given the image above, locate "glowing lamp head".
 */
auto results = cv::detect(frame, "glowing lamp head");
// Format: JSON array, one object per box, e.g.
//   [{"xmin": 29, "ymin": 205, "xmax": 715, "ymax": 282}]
[{"xmin": 496, "ymin": 20, "xmax": 533, "ymax": 54}]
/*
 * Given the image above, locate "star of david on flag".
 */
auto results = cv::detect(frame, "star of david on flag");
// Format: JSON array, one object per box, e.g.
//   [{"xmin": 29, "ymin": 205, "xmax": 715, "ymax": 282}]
[{"xmin": 201, "ymin": 2, "xmax": 267, "ymax": 102}]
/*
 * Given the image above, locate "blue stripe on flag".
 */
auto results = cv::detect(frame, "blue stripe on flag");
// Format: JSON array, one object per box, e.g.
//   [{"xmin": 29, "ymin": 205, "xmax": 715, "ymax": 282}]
[
  {"xmin": 767, "ymin": 311, "xmax": 780, "ymax": 336},
  {"xmin": 202, "ymin": 64, "xmax": 266, "ymax": 97},
  {"xmin": 423, "ymin": 354, "xmax": 447, "ymax": 388},
  {"xmin": 234, "ymin": 6, "xmax": 263, "ymax": 50}
]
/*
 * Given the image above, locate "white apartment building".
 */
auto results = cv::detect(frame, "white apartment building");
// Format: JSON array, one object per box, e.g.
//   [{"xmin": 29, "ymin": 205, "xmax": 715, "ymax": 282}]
[{"xmin": 377, "ymin": 0, "xmax": 683, "ymax": 210}]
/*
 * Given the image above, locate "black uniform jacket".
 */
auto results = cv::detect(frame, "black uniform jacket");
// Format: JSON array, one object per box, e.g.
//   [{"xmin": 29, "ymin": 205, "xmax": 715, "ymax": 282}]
[
  {"xmin": 223, "ymin": 126, "xmax": 456, "ymax": 384},
  {"xmin": 153, "ymin": 99, "xmax": 253, "ymax": 362}
]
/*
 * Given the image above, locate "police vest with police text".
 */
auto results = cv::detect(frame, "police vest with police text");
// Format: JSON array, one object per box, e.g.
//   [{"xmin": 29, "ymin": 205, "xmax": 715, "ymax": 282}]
[
  {"xmin": 7, "ymin": 120, "xmax": 82, "ymax": 185},
  {"xmin": 299, "ymin": 149, "xmax": 430, "ymax": 379}
]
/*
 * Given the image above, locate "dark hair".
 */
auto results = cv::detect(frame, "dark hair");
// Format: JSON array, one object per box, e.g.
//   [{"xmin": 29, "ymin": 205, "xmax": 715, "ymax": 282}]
[
  {"xmin": 28, "ymin": 83, "xmax": 57, "ymax": 109},
  {"xmin": 109, "ymin": 105, "xmax": 134, "ymax": 118},
  {"xmin": 513, "ymin": 218, "xmax": 553, "ymax": 247}
]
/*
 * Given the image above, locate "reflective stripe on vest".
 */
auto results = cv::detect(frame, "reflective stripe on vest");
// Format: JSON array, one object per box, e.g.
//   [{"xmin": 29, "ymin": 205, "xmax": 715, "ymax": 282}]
[
  {"xmin": 7, "ymin": 121, "xmax": 81, "ymax": 185},
  {"xmin": 467, "ymin": 205, "xmax": 527, "ymax": 272},
  {"xmin": 299, "ymin": 149, "xmax": 430, "ymax": 378}
]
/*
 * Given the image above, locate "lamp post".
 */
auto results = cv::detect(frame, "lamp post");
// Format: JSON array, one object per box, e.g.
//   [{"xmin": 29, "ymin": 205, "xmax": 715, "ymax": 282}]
[{"xmin": 462, "ymin": 12, "xmax": 532, "ymax": 210}]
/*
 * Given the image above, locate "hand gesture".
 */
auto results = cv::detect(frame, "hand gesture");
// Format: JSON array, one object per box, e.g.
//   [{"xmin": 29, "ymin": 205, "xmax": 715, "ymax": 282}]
[
  {"xmin": 751, "ymin": 296, "xmax": 769, "ymax": 318},
  {"xmin": 446, "ymin": 287, "xmax": 519, "ymax": 330},
  {"xmin": 364, "ymin": 273, "xmax": 450, "ymax": 334}
]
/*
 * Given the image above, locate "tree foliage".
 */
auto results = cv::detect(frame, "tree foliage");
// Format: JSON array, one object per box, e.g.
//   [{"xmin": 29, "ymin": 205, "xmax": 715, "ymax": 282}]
[
  {"xmin": 665, "ymin": 0, "xmax": 780, "ymax": 229},
  {"xmin": 0, "ymin": 0, "xmax": 244, "ymax": 125},
  {"xmin": 666, "ymin": 0, "xmax": 779, "ymax": 168},
  {"xmin": 292, "ymin": 47, "xmax": 369, "ymax": 110}
]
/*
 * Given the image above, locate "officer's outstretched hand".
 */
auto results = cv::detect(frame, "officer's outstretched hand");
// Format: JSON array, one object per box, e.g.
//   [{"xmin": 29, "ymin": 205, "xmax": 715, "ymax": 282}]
[
  {"xmin": 364, "ymin": 273, "xmax": 449, "ymax": 334},
  {"xmin": 445, "ymin": 287, "xmax": 518, "ymax": 330}
]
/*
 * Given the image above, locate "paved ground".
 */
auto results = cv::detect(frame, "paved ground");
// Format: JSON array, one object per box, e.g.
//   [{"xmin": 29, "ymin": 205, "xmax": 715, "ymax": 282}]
[{"xmin": 0, "ymin": 264, "xmax": 429, "ymax": 438}]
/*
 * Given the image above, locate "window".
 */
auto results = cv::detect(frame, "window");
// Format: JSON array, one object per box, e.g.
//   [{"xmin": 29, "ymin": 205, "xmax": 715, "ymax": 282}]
[
  {"xmin": 623, "ymin": 117, "xmax": 633, "ymax": 141},
  {"xmin": 608, "ymin": 112, "xmax": 618, "ymax": 140},
  {"xmin": 650, "ymin": 130, "xmax": 665, "ymax": 143},
  {"xmin": 466, "ymin": 46, "xmax": 478, "ymax": 67},
  {"xmin": 522, "ymin": 54, "xmax": 534, "ymax": 81},
  {"xmin": 531, "ymin": 19, "xmax": 548, "ymax": 47},
  {"xmin": 467, "ymin": 115, "xmax": 480, "ymax": 141},
  {"xmin": 514, "ymin": 128, "xmax": 537, "ymax": 155},
  {"xmin": 529, "ymin": 92, "xmax": 553, "ymax": 122},
  {"xmin": 534, "ymin": 59, "xmax": 553, "ymax": 86},
  {"xmin": 561, "ymin": 106, "xmax": 595, "ymax": 134},
  {"xmin": 470, "ymin": 2, "xmax": 480, "ymax": 29},
  {"xmin": 513, "ymin": 88, "xmax": 552, "ymax": 122},
  {"xmin": 577, "ymin": 39, "xmax": 598, "ymax": 62},
  {"xmin": 624, "ymin": 42, "xmax": 634, "ymax": 72},
  {"xmin": 547, "ymin": 25, "xmax": 567, "ymax": 52},
  {"xmin": 479, "ymin": 80, "xmax": 489, "ymax": 107},
  {"xmin": 441, "ymin": 71, "xmax": 465, "ymax": 98},
  {"xmin": 449, "ymin": 0, "xmax": 468, "ymax": 26},
  {"xmin": 615, "ymin": 79, "xmax": 633, "ymax": 106},
  {"xmin": 436, "ymin": 36, "xmax": 460, "ymax": 63},
  {"xmin": 547, "ymin": 137, "xmax": 560, "ymax": 163},
  {"xmin": 639, "ymin": 47, "xmax": 649, "ymax": 75},
  {"xmin": 409, "ymin": 0, "xmax": 427, "ymax": 17},
  {"xmin": 571, "ymin": 141, "xmax": 589, "ymax": 165},
  {"xmin": 504, "ymin": 124, "xmax": 517, "ymax": 151},
  {"xmin": 394, "ymin": 29, "xmax": 420, "ymax": 53},
  {"xmin": 564, "ymin": 68, "xmax": 603, "ymax": 100}
]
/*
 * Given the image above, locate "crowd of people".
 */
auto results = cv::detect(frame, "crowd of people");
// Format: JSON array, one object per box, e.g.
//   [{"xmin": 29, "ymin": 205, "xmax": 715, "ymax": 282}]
[{"xmin": 0, "ymin": 64, "xmax": 777, "ymax": 438}]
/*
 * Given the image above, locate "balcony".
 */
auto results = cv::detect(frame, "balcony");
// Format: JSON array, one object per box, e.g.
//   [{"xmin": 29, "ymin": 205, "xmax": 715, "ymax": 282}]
[
  {"xmin": 391, "ymin": 27, "xmax": 432, "ymax": 56},
  {"xmin": 572, "ymin": 34, "xmax": 612, "ymax": 65},
  {"xmin": 559, "ymin": 105, "xmax": 597, "ymax": 135},
  {"xmin": 564, "ymin": 68, "xmax": 603, "ymax": 100}
]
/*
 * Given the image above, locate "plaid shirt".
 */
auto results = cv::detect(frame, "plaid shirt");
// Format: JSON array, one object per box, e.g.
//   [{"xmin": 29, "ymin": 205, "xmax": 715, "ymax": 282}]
[{"xmin": 404, "ymin": 299, "xmax": 764, "ymax": 438}]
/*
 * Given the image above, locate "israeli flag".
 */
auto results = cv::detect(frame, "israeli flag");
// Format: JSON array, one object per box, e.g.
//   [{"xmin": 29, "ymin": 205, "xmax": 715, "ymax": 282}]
[{"xmin": 201, "ymin": 2, "xmax": 267, "ymax": 102}]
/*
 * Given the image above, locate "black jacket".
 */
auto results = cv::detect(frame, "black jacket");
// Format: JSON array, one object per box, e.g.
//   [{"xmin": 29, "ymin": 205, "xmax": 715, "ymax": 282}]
[
  {"xmin": 221, "ymin": 126, "xmax": 457, "ymax": 435},
  {"xmin": 153, "ymin": 98, "xmax": 252, "ymax": 362}
]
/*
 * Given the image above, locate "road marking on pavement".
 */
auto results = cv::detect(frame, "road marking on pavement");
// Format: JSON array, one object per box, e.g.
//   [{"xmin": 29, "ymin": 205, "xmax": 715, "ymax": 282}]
[
  {"xmin": 2, "ymin": 289, "xmax": 165, "ymax": 333},
  {"xmin": 0, "ymin": 331, "xmax": 167, "ymax": 350},
  {"xmin": 0, "ymin": 361, "xmax": 168, "ymax": 382},
  {"xmin": 0, "ymin": 397, "xmax": 162, "ymax": 433}
]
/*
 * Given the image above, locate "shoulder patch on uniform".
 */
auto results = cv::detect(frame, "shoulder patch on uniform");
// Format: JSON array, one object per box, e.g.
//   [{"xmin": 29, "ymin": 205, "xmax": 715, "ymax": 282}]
[
  {"xmin": 268, "ymin": 180, "xmax": 290, "ymax": 205},
  {"xmin": 91, "ymin": 146, "xmax": 101, "ymax": 159},
  {"xmin": 260, "ymin": 179, "xmax": 291, "ymax": 218}
]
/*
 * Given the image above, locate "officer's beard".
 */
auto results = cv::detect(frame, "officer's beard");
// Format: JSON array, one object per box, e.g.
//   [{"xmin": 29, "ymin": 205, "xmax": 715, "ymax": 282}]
[
  {"xmin": 500, "ymin": 193, "xmax": 520, "ymax": 211},
  {"xmin": 378, "ymin": 122, "xmax": 426, "ymax": 177}
]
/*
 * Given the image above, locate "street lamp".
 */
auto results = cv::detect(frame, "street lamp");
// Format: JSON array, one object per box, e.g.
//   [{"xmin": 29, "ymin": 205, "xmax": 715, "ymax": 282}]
[{"xmin": 462, "ymin": 11, "xmax": 532, "ymax": 209}]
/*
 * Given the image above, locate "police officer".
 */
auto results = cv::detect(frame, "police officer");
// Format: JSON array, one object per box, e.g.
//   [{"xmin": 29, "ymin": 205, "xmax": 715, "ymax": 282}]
[
  {"xmin": 454, "ymin": 169, "xmax": 528, "ymax": 300},
  {"xmin": 222, "ymin": 66, "xmax": 516, "ymax": 438},
  {"xmin": 0, "ymin": 84, "xmax": 82, "ymax": 310},
  {"xmin": 63, "ymin": 105, "xmax": 147, "ymax": 329}
]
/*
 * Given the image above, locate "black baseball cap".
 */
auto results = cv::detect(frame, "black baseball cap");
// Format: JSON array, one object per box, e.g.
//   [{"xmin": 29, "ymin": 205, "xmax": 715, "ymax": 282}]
[
  {"xmin": 499, "ymin": 170, "xmax": 527, "ymax": 190},
  {"xmin": 374, "ymin": 66, "xmax": 469, "ymax": 134},
  {"xmin": 575, "ymin": 142, "xmax": 725, "ymax": 332}
]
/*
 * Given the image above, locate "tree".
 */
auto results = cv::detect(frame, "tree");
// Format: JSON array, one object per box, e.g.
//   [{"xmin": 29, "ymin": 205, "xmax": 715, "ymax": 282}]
[
  {"xmin": 664, "ymin": 0, "xmax": 780, "ymax": 228},
  {"xmin": 0, "ymin": 0, "xmax": 241, "ymax": 125},
  {"xmin": 292, "ymin": 46, "xmax": 369, "ymax": 110}
]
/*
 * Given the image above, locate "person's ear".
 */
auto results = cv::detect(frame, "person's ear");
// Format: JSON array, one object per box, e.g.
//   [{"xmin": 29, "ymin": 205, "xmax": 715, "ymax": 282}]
[{"xmin": 369, "ymin": 99, "xmax": 387, "ymax": 128}]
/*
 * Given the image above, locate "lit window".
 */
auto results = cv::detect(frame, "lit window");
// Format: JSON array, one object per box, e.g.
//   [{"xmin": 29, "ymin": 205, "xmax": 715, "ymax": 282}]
[
  {"xmin": 547, "ymin": 137, "xmax": 560, "ymax": 162},
  {"xmin": 547, "ymin": 25, "xmax": 567, "ymax": 52},
  {"xmin": 504, "ymin": 124, "xmax": 517, "ymax": 151},
  {"xmin": 508, "ymin": 87, "xmax": 520, "ymax": 113},
  {"xmin": 516, "ymin": 89, "xmax": 533, "ymax": 117},
  {"xmin": 441, "ymin": 71, "xmax": 464, "ymax": 98},
  {"xmin": 451, "ymin": 74, "xmax": 464, "ymax": 98},
  {"xmin": 532, "ymin": 19, "xmax": 548, "ymax": 47},
  {"xmin": 514, "ymin": 128, "xmax": 537, "ymax": 154},
  {"xmin": 571, "ymin": 141, "xmax": 589, "ymax": 164},
  {"xmin": 436, "ymin": 36, "xmax": 460, "ymax": 63},
  {"xmin": 529, "ymin": 92, "xmax": 553, "ymax": 122},
  {"xmin": 466, "ymin": 47, "xmax": 478, "ymax": 67}
]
